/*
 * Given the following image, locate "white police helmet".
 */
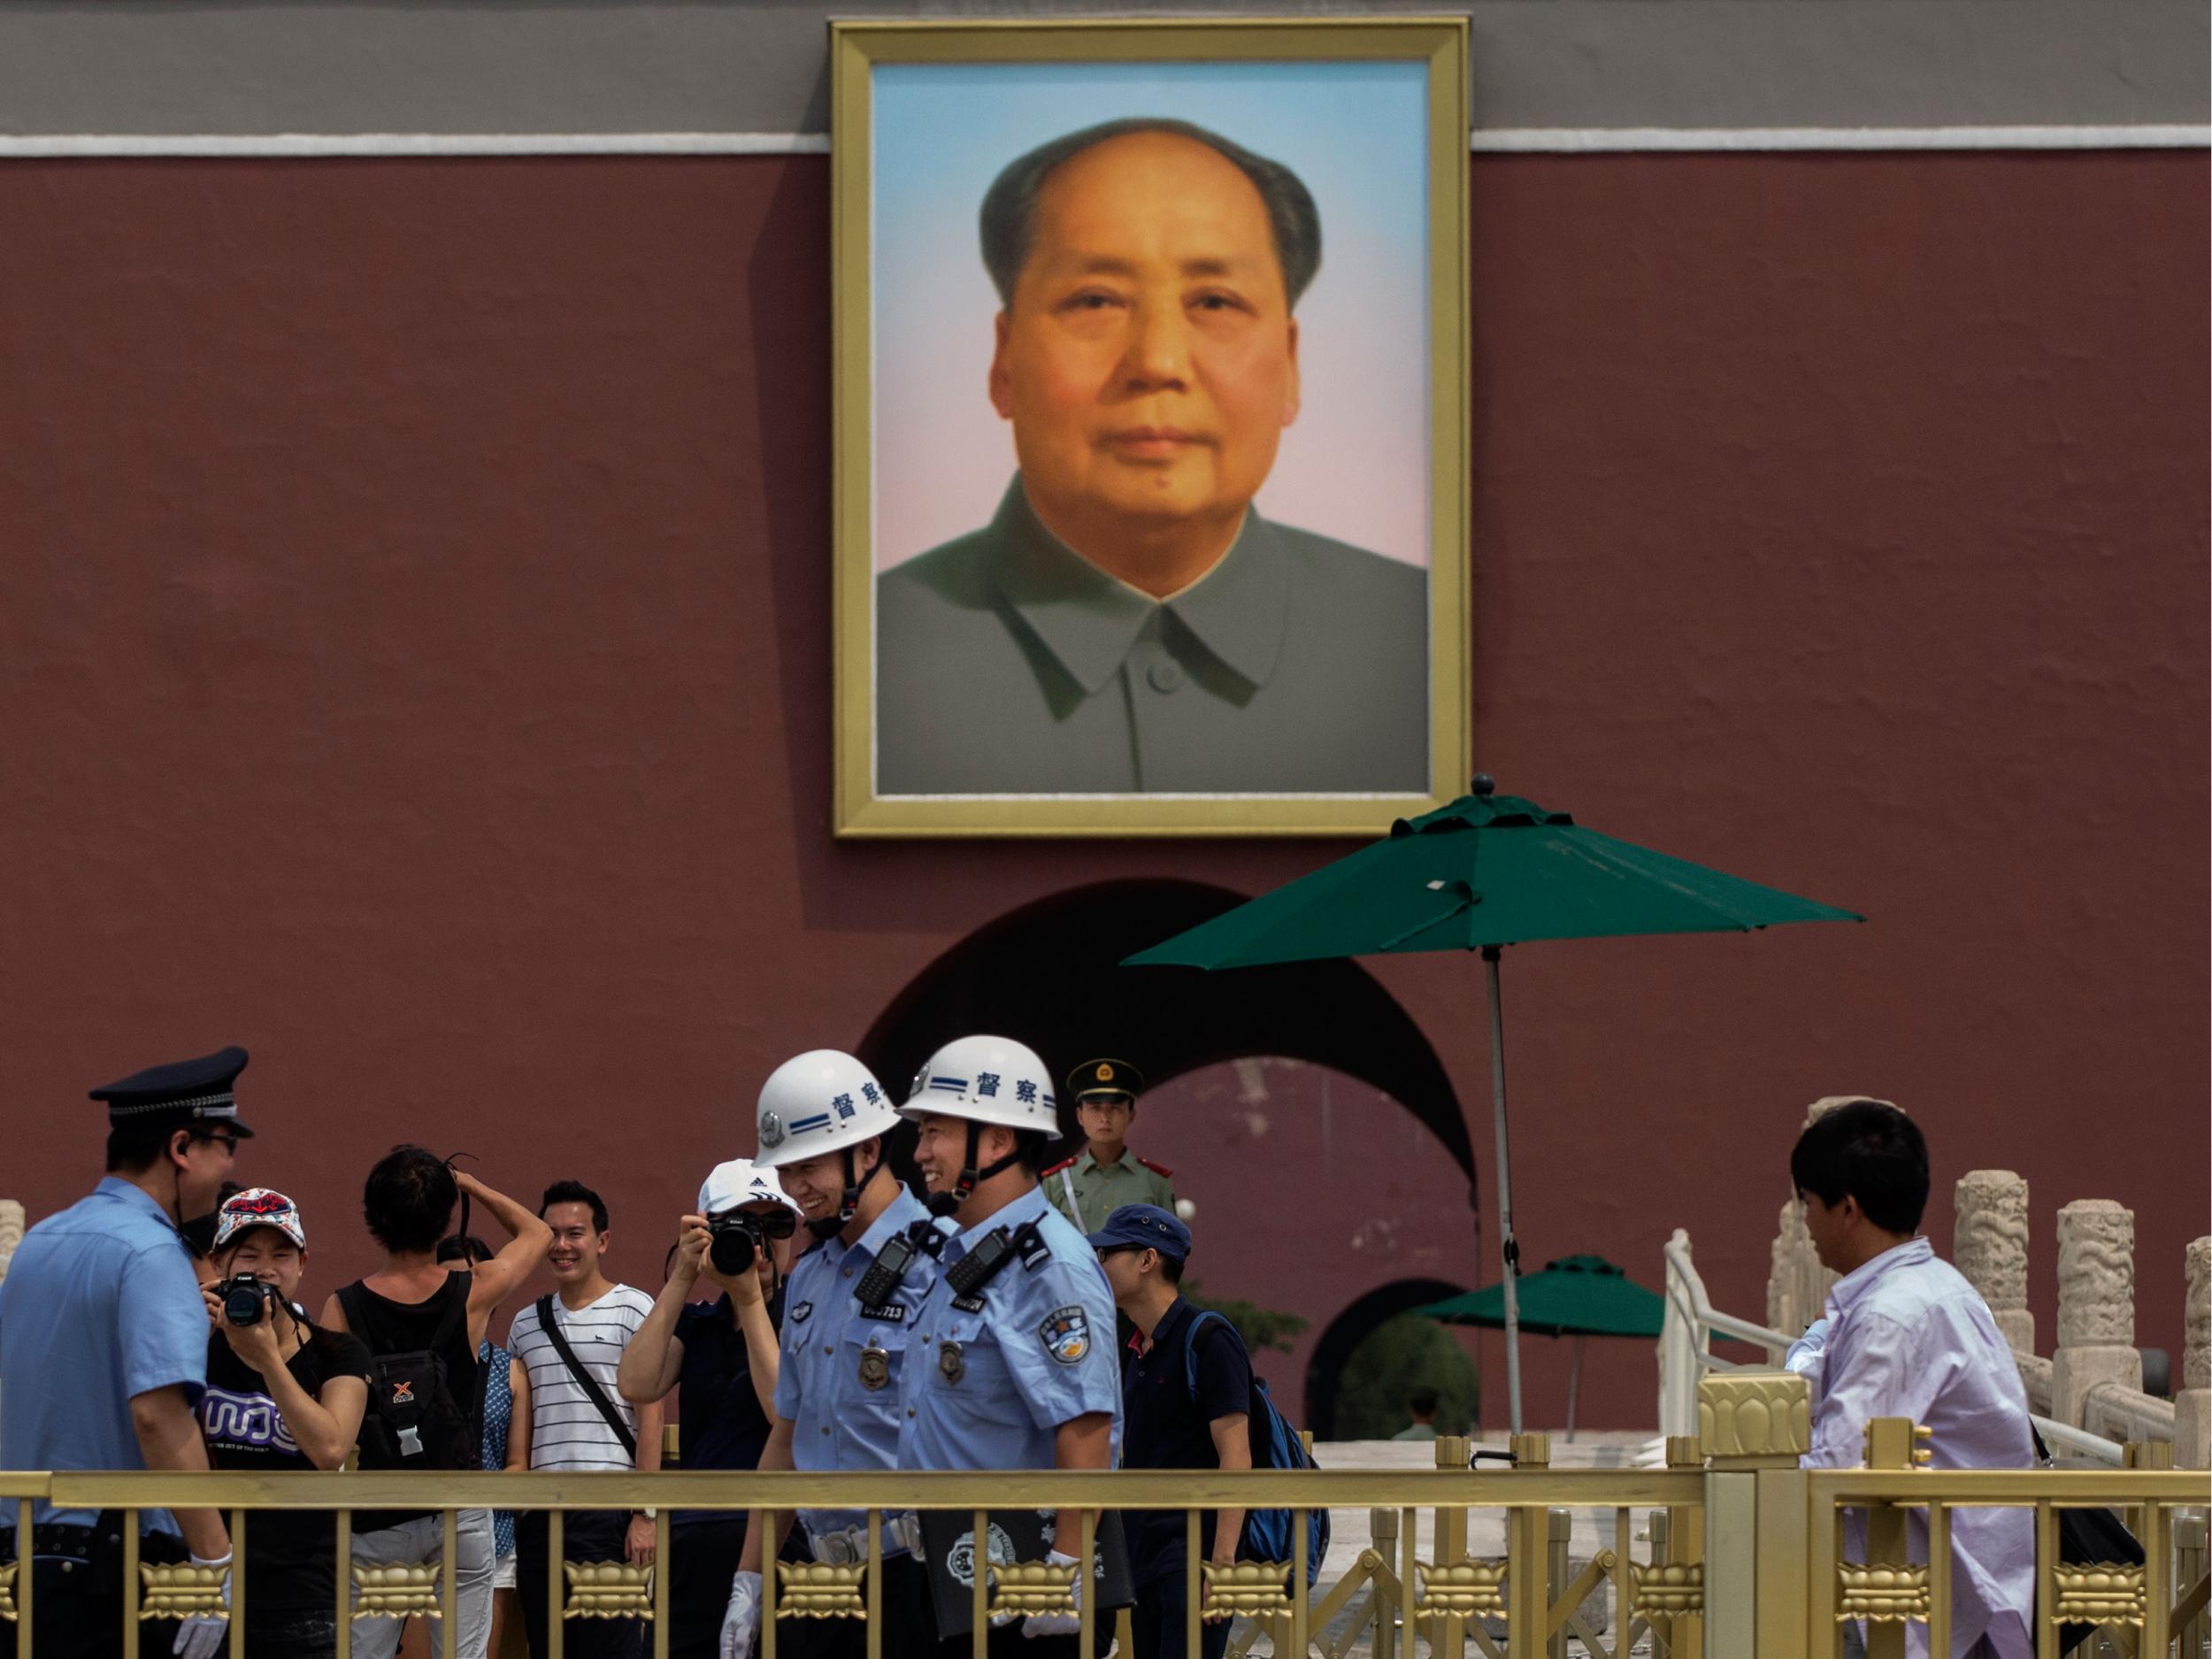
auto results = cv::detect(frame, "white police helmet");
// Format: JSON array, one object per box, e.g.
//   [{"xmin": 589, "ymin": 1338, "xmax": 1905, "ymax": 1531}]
[
  {"xmin": 898, "ymin": 1034, "xmax": 1059, "ymax": 1135},
  {"xmin": 753, "ymin": 1049, "xmax": 902, "ymax": 1171},
  {"xmin": 697, "ymin": 1158, "xmax": 802, "ymax": 1218}
]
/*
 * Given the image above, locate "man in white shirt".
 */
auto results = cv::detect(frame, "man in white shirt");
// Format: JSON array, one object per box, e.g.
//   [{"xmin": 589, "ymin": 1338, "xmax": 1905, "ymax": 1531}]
[
  {"xmin": 508, "ymin": 1180, "xmax": 663, "ymax": 1659},
  {"xmin": 1791, "ymin": 1100, "xmax": 2035, "ymax": 1659}
]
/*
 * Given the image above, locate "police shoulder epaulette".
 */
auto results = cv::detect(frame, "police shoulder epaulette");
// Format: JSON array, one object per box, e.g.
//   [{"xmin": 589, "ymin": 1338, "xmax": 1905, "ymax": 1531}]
[
  {"xmin": 1011, "ymin": 1220, "xmax": 1051, "ymax": 1271},
  {"xmin": 1041, "ymin": 1156, "xmax": 1077, "ymax": 1178},
  {"xmin": 1136, "ymin": 1156, "xmax": 1174, "ymax": 1179}
]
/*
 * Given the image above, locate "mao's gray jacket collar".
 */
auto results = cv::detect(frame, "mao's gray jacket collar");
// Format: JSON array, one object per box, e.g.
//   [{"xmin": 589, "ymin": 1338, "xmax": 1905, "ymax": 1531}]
[{"xmin": 986, "ymin": 478, "xmax": 1291, "ymax": 696}]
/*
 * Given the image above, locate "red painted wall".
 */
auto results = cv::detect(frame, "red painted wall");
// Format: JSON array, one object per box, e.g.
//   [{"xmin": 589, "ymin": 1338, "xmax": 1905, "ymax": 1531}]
[{"xmin": 1, "ymin": 152, "xmax": 2204, "ymax": 1430}]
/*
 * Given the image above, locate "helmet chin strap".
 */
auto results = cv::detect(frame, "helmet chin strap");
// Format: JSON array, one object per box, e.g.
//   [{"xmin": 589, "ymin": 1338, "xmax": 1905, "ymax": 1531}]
[
  {"xmin": 807, "ymin": 1148, "xmax": 884, "ymax": 1240},
  {"xmin": 926, "ymin": 1120, "xmax": 1023, "ymax": 1219}
]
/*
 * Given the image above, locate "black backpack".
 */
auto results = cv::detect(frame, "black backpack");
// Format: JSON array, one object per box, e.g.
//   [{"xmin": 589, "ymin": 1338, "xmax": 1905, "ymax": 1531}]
[{"xmin": 339, "ymin": 1275, "xmax": 478, "ymax": 1471}]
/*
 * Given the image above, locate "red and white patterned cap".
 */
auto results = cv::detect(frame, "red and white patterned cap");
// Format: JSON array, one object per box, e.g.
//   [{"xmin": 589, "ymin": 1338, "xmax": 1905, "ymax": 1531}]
[{"xmin": 211, "ymin": 1187, "xmax": 307, "ymax": 1252}]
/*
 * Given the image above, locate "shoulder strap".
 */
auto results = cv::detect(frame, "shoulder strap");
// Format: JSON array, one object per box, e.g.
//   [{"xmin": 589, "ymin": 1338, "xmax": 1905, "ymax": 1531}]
[
  {"xmin": 1181, "ymin": 1309, "xmax": 1232, "ymax": 1397},
  {"xmin": 534, "ymin": 1294, "xmax": 637, "ymax": 1460},
  {"xmin": 336, "ymin": 1281, "xmax": 375, "ymax": 1347},
  {"xmin": 431, "ymin": 1268, "xmax": 473, "ymax": 1349},
  {"xmin": 1057, "ymin": 1168, "xmax": 1087, "ymax": 1233}
]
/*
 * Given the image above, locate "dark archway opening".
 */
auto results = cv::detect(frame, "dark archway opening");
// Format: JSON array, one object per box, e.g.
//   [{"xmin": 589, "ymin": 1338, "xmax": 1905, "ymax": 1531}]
[
  {"xmin": 1303, "ymin": 1277, "xmax": 1470, "ymax": 1441},
  {"xmin": 857, "ymin": 877, "xmax": 1477, "ymax": 1176}
]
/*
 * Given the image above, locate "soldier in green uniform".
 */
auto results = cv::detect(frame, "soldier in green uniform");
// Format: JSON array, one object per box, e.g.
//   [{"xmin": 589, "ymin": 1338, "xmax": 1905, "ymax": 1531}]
[{"xmin": 1042, "ymin": 1059, "xmax": 1176, "ymax": 1235}]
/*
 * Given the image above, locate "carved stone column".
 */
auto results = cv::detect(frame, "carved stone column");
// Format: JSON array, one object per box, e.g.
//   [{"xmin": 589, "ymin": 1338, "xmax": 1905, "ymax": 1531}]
[
  {"xmin": 1954, "ymin": 1171, "xmax": 2033, "ymax": 1355},
  {"xmin": 2053, "ymin": 1199, "xmax": 2142, "ymax": 1426},
  {"xmin": 0, "ymin": 1199, "xmax": 24, "ymax": 1286},
  {"xmin": 1764, "ymin": 1096, "xmax": 1888, "ymax": 1335},
  {"xmin": 2177, "ymin": 1235, "xmax": 2210, "ymax": 1471}
]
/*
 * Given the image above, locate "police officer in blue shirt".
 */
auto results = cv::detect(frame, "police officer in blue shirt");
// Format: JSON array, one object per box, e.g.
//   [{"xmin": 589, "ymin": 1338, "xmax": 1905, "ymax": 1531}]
[
  {"xmin": 0, "ymin": 1046, "xmax": 254, "ymax": 1659},
  {"xmin": 719, "ymin": 1050, "xmax": 938, "ymax": 1659},
  {"xmin": 895, "ymin": 1035, "xmax": 1123, "ymax": 1659}
]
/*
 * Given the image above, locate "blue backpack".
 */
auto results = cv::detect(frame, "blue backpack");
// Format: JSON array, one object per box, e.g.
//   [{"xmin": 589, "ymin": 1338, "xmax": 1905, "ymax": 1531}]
[{"xmin": 1181, "ymin": 1310, "xmax": 1331, "ymax": 1587}]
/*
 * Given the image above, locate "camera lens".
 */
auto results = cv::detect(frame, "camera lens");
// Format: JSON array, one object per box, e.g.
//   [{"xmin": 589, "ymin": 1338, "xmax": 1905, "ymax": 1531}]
[
  {"xmin": 709, "ymin": 1222, "xmax": 757, "ymax": 1276},
  {"xmin": 223, "ymin": 1277, "xmax": 267, "ymax": 1326}
]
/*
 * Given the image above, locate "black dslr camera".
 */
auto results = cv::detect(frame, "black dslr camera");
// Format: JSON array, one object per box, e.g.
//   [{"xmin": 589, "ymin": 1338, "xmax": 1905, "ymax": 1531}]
[
  {"xmin": 220, "ymin": 1275, "xmax": 280, "ymax": 1327},
  {"xmin": 707, "ymin": 1208, "xmax": 798, "ymax": 1276}
]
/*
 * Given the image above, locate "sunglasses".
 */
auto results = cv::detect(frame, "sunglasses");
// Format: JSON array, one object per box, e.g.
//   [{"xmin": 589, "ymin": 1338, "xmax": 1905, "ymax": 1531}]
[{"xmin": 192, "ymin": 1129, "xmax": 242, "ymax": 1154}]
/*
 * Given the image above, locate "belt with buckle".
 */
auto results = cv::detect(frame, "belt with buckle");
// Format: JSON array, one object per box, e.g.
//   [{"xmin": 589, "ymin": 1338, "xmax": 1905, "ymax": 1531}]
[{"xmin": 807, "ymin": 1516, "xmax": 919, "ymax": 1565}]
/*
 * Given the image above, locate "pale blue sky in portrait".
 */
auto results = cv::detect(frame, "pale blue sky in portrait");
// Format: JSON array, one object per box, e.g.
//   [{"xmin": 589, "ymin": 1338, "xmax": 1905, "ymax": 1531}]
[{"xmin": 872, "ymin": 58, "xmax": 1432, "ymax": 571}]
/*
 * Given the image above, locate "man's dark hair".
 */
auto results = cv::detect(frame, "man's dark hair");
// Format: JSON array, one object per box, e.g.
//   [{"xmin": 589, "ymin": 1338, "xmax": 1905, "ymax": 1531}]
[
  {"xmin": 363, "ymin": 1145, "xmax": 458, "ymax": 1255},
  {"xmin": 1014, "ymin": 1129, "xmax": 1060, "ymax": 1176},
  {"xmin": 106, "ymin": 1120, "xmax": 231, "ymax": 1174},
  {"xmin": 106, "ymin": 1121, "xmax": 182, "ymax": 1174},
  {"xmin": 1789, "ymin": 1100, "xmax": 1929, "ymax": 1234},
  {"xmin": 979, "ymin": 117, "xmax": 1323, "ymax": 311},
  {"xmin": 1103, "ymin": 1242, "xmax": 1184, "ymax": 1285},
  {"xmin": 540, "ymin": 1180, "xmax": 609, "ymax": 1234},
  {"xmin": 1408, "ymin": 1386, "xmax": 1440, "ymax": 1417},
  {"xmin": 436, "ymin": 1233, "xmax": 495, "ymax": 1266}
]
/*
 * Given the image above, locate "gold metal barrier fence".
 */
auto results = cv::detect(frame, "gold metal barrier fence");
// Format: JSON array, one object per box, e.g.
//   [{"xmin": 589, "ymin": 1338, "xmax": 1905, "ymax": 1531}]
[{"xmin": 0, "ymin": 1373, "xmax": 2200, "ymax": 1659}]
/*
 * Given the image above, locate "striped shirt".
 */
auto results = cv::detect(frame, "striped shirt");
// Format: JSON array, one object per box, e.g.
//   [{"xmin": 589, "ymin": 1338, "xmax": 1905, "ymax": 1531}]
[{"xmin": 508, "ymin": 1285, "xmax": 656, "ymax": 1472}]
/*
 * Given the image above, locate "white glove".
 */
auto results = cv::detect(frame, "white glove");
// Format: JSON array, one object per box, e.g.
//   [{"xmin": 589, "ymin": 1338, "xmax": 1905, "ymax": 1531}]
[
  {"xmin": 1023, "ymin": 1549, "xmax": 1082, "ymax": 1639},
  {"xmin": 721, "ymin": 1569, "xmax": 764, "ymax": 1659},
  {"xmin": 172, "ymin": 1553, "xmax": 232, "ymax": 1659}
]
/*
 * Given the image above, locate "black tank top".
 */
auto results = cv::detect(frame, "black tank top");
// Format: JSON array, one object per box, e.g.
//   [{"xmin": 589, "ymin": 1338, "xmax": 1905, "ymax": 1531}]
[{"xmin": 339, "ymin": 1271, "xmax": 483, "ymax": 1529}]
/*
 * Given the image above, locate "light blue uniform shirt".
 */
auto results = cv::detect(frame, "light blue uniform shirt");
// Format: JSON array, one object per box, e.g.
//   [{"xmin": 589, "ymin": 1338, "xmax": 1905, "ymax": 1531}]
[
  {"xmin": 0, "ymin": 1179, "xmax": 208, "ymax": 1532},
  {"xmin": 897, "ymin": 1185, "xmax": 1122, "ymax": 1473},
  {"xmin": 775, "ymin": 1187, "xmax": 936, "ymax": 1541}
]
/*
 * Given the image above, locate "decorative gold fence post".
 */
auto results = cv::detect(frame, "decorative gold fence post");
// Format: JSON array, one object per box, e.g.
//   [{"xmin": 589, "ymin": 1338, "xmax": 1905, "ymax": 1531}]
[
  {"xmin": 1661, "ymin": 1433, "xmax": 1705, "ymax": 1659},
  {"xmin": 1697, "ymin": 1371, "xmax": 1812, "ymax": 1659},
  {"xmin": 1432, "ymin": 1435, "xmax": 1468, "ymax": 1659},
  {"xmin": 1503, "ymin": 1433, "xmax": 1550, "ymax": 1659},
  {"xmin": 1854, "ymin": 1418, "xmax": 1932, "ymax": 1659}
]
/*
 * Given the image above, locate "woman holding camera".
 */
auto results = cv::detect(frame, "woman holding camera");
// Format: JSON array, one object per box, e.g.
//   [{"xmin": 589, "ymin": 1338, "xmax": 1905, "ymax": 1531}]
[
  {"xmin": 617, "ymin": 1160, "xmax": 803, "ymax": 1659},
  {"xmin": 197, "ymin": 1188, "xmax": 372, "ymax": 1659}
]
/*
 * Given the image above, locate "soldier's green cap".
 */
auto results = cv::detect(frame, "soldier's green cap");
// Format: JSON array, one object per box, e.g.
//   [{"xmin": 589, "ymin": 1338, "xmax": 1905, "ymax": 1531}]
[{"xmin": 1068, "ymin": 1058, "xmax": 1144, "ymax": 1102}]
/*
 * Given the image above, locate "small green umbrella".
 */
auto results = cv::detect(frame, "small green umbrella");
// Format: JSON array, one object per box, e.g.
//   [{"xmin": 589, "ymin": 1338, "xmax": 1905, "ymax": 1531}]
[
  {"xmin": 1417, "ymin": 1255, "xmax": 1664, "ymax": 1438},
  {"xmin": 1125, "ymin": 777, "xmax": 1861, "ymax": 1433}
]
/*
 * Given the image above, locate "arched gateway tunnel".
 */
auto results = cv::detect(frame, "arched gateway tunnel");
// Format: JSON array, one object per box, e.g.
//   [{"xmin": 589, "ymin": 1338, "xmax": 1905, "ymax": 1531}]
[{"xmin": 858, "ymin": 879, "xmax": 1486, "ymax": 1432}]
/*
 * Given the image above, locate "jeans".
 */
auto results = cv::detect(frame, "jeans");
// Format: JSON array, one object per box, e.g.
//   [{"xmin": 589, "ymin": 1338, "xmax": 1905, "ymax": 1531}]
[
  {"xmin": 21, "ymin": 1555, "xmax": 183, "ymax": 1659},
  {"xmin": 518, "ymin": 1508, "xmax": 643, "ymax": 1659},
  {"xmin": 349, "ymin": 1509, "xmax": 497, "ymax": 1659},
  {"xmin": 243, "ymin": 1606, "xmax": 341, "ymax": 1659},
  {"xmin": 1131, "ymin": 1573, "xmax": 1231, "ymax": 1659},
  {"xmin": 669, "ymin": 1517, "xmax": 747, "ymax": 1659}
]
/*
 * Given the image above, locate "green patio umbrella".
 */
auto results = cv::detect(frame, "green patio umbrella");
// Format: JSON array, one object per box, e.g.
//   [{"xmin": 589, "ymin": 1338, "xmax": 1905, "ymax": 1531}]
[
  {"xmin": 1417, "ymin": 1255, "xmax": 1665, "ymax": 1439},
  {"xmin": 1124, "ymin": 776, "xmax": 1861, "ymax": 1433}
]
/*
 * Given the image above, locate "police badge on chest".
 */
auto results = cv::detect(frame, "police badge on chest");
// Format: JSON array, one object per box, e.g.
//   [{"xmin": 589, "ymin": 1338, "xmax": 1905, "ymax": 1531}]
[{"xmin": 858, "ymin": 1343, "xmax": 891, "ymax": 1392}]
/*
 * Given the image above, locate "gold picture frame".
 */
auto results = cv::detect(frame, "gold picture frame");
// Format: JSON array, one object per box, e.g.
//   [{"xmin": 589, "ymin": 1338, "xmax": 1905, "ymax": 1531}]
[{"xmin": 832, "ymin": 17, "xmax": 1471, "ymax": 836}]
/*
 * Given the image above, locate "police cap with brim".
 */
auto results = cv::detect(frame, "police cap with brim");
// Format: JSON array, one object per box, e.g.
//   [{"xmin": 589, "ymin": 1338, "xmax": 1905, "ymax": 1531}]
[
  {"xmin": 1067, "ymin": 1057, "xmax": 1144, "ymax": 1104},
  {"xmin": 91, "ymin": 1045, "xmax": 256, "ymax": 1138}
]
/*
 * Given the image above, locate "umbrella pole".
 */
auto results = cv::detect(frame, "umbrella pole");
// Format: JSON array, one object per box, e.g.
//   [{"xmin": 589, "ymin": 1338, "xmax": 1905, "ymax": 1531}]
[
  {"xmin": 1481, "ymin": 945, "xmax": 1524, "ymax": 1437},
  {"xmin": 1566, "ymin": 1334, "xmax": 1581, "ymax": 1442}
]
